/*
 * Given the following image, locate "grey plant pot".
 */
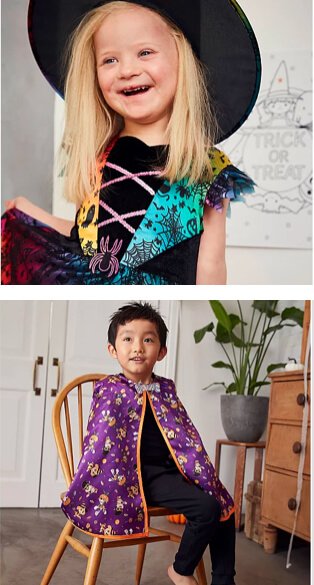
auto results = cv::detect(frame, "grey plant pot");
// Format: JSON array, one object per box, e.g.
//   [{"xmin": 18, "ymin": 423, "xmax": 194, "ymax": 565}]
[{"xmin": 220, "ymin": 395, "xmax": 269, "ymax": 443}]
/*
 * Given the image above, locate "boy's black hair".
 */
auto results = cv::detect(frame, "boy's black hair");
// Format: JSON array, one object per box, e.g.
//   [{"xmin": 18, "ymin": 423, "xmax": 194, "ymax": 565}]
[{"xmin": 108, "ymin": 302, "xmax": 168, "ymax": 348}]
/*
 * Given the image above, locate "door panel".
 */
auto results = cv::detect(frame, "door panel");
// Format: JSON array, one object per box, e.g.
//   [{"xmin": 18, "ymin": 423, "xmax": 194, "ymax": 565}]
[{"xmin": 0, "ymin": 301, "xmax": 51, "ymax": 506}]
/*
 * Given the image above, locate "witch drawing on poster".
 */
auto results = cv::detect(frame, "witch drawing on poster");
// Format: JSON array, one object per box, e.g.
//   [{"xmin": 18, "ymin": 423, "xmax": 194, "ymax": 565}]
[{"xmin": 222, "ymin": 55, "xmax": 312, "ymax": 249}]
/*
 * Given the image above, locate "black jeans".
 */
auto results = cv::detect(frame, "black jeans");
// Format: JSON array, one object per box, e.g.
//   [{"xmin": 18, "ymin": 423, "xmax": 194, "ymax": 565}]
[{"xmin": 141, "ymin": 458, "xmax": 236, "ymax": 585}]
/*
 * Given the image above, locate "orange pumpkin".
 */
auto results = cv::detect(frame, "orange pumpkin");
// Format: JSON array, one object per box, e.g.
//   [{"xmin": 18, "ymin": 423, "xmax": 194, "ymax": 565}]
[{"xmin": 167, "ymin": 514, "xmax": 186, "ymax": 524}]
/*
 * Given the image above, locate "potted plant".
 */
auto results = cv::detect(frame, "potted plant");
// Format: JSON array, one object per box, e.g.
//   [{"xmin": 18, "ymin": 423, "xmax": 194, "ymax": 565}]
[{"xmin": 194, "ymin": 300, "xmax": 304, "ymax": 442}]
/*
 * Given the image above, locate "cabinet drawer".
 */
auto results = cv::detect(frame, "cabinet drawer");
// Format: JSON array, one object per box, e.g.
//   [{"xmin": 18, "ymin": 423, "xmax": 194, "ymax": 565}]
[
  {"xmin": 266, "ymin": 424, "xmax": 310, "ymax": 475},
  {"xmin": 262, "ymin": 470, "xmax": 310, "ymax": 540},
  {"xmin": 271, "ymin": 380, "xmax": 311, "ymax": 422}
]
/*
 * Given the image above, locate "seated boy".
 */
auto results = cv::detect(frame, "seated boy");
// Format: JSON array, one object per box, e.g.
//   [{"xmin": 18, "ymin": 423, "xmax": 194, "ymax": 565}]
[{"xmin": 62, "ymin": 302, "xmax": 236, "ymax": 585}]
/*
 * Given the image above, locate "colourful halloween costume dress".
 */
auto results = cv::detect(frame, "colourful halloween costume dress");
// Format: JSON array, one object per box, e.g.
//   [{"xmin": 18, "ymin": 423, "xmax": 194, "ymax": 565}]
[
  {"xmin": 1, "ymin": 136, "xmax": 254, "ymax": 285},
  {"xmin": 61, "ymin": 374, "xmax": 234, "ymax": 539}
]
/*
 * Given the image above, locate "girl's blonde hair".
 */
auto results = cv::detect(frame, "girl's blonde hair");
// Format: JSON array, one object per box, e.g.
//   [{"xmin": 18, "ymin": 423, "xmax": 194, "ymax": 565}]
[{"xmin": 61, "ymin": 1, "xmax": 218, "ymax": 204}]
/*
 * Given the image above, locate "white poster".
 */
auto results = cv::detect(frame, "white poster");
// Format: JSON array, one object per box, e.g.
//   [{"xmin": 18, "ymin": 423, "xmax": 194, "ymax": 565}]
[{"xmin": 222, "ymin": 53, "xmax": 312, "ymax": 249}]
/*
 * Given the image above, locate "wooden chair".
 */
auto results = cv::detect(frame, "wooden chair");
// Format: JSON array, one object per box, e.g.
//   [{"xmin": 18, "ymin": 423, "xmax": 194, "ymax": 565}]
[{"xmin": 41, "ymin": 374, "xmax": 208, "ymax": 585}]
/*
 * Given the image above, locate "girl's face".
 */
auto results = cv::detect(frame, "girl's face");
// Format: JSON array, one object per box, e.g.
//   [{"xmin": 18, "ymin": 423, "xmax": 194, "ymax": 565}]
[
  {"xmin": 94, "ymin": 6, "xmax": 178, "ymax": 140},
  {"xmin": 108, "ymin": 319, "xmax": 167, "ymax": 383}
]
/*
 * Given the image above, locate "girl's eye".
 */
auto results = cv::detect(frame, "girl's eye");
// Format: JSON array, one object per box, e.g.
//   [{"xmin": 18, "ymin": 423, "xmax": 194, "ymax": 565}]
[
  {"xmin": 123, "ymin": 336, "xmax": 132, "ymax": 342},
  {"xmin": 144, "ymin": 337, "xmax": 154, "ymax": 343},
  {"xmin": 139, "ymin": 50, "xmax": 153, "ymax": 57},
  {"xmin": 103, "ymin": 57, "xmax": 117, "ymax": 65}
]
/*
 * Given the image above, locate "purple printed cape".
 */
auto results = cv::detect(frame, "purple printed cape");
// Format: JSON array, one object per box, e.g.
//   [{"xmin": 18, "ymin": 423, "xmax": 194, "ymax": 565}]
[{"xmin": 61, "ymin": 374, "xmax": 234, "ymax": 539}]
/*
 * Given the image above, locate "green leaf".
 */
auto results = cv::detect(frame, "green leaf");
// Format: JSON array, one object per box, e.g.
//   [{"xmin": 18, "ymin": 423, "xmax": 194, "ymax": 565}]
[
  {"xmin": 212, "ymin": 361, "xmax": 235, "ymax": 372},
  {"xmin": 230, "ymin": 332, "xmax": 247, "ymax": 348},
  {"xmin": 214, "ymin": 313, "xmax": 248, "ymax": 344},
  {"xmin": 226, "ymin": 382, "xmax": 237, "ymax": 393},
  {"xmin": 247, "ymin": 380, "xmax": 271, "ymax": 395},
  {"xmin": 210, "ymin": 301, "xmax": 232, "ymax": 332},
  {"xmin": 229, "ymin": 313, "xmax": 247, "ymax": 330},
  {"xmin": 281, "ymin": 307, "xmax": 304, "ymax": 327},
  {"xmin": 267, "ymin": 362, "xmax": 286, "ymax": 374},
  {"xmin": 202, "ymin": 381, "xmax": 227, "ymax": 391},
  {"xmin": 263, "ymin": 323, "xmax": 295, "ymax": 336},
  {"xmin": 252, "ymin": 300, "xmax": 279, "ymax": 318},
  {"xmin": 248, "ymin": 381, "xmax": 270, "ymax": 390},
  {"xmin": 215, "ymin": 322, "xmax": 232, "ymax": 343},
  {"xmin": 215, "ymin": 328, "xmax": 256, "ymax": 348},
  {"xmin": 194, "ymin": 322, "xmax": 214, "ymax": 343}
]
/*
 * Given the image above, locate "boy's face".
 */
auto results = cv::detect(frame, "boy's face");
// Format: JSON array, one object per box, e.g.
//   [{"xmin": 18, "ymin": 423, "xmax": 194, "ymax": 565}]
[{"xmin": 108, "ymin": 319, "xmax": 167, "ymax": 384}]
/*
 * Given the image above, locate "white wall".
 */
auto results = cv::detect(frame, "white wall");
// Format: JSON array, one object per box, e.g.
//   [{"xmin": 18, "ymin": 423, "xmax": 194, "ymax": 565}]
[
  {"xmin": 227, "ymin": 246, "xmax": 312, "ymax": 284},
  {"xmin": 175, "ymin": 300, "xmax": 305, "ymax": 500},
  {"xmin": 226, "ymin": 0, "xmax": 312, "ymax": 284},
  {"xmin": 2, "ymin": 0, "xmax": 54, "ymax": 212}
]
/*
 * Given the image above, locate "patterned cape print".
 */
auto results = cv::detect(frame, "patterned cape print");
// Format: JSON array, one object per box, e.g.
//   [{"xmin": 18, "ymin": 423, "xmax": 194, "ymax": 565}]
[
  {"xmin": 61, "ymin": 374, "xmax": 235, "ymax": 540},
  {"xmin": 1, "ymin": 143, "xmax": 255, "ymax": 284}
]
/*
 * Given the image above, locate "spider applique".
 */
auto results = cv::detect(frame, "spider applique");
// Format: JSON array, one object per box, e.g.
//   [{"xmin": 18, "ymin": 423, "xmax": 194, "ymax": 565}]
[{"xmin": 89, "ymin": 236, "xmax": 123, "ymax": 276}]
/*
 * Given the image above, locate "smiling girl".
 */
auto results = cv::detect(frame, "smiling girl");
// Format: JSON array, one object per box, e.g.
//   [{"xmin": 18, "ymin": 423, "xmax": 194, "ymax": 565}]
[
  {"xmin": 1, "ymin": 0, "xmax": 260, "ymax": 285},
  {"xmin": 94, "ymin": 8, "xmax": 179, "ymax": 145}
]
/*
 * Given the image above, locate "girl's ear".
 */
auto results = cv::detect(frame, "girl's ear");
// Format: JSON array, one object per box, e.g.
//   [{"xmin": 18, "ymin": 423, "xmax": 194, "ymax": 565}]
[
  {"xmin": 157, "ymin": 346, "xmax": 167, "ymax": 362},
  {"xmin": 108, "ymin": 343, "xmax": 118, "ymax": 359}
]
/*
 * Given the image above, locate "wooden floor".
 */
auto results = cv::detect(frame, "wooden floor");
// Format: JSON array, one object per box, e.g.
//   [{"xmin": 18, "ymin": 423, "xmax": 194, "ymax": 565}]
[{"xmin": 0, "ymin": 509, "xmax": 310, "ymax": 585}]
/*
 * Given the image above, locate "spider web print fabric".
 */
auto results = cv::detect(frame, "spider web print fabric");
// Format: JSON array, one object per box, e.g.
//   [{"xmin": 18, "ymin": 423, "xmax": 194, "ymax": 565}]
[{"xmin": 1, "ymin": 137, "xmax": 255, "ymax": 285}]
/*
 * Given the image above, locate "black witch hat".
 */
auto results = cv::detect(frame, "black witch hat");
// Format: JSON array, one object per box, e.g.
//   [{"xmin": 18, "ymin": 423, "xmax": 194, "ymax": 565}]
[{"xmin": 28, "ymin": 0, "xmax": 261, "ymax": 142}]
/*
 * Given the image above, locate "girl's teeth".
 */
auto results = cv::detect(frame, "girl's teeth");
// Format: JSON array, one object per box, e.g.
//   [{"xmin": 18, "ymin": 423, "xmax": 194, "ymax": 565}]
[{"xmin": 123, "ymin": 86, "xmax": 149, "ymax": 95}]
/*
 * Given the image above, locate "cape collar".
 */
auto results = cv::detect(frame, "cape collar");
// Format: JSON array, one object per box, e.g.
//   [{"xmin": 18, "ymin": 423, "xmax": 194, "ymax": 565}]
[{"xmin": 118, "ymin": 372, "xmax": 161, "ymax": 394}]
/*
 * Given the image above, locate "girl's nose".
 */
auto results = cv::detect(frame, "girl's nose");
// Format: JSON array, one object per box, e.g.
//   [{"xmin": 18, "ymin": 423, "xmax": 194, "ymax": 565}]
[{"xmin": 118, "ymin": 58, "xmax": 141, "ymax": 79}]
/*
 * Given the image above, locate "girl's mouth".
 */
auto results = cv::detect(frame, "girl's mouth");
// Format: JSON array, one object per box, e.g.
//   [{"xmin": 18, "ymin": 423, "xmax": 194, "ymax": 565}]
[{"xmin": 121, "ymin": 86, "xmax": 150, "ymax": 97}]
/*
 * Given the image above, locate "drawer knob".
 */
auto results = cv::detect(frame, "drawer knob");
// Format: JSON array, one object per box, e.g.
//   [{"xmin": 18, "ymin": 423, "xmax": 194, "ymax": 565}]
[
  {"xmin": 288, "ymin": 498, "xmax": 297, "ymax": 511},
  {"xmin": 296, "ymin": 393, "xmax": 306, "ymax": 406},
  {"xmin": 292, "ymin": 441, "xmax": 302, "ymax": 454}
]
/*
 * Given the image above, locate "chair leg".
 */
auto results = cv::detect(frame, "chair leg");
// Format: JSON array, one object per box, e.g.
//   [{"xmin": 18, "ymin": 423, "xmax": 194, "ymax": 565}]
[
  {"xmin": 41, "ymin": 520, "xmax": 75, "ymax": 585},
  {"xmin": 135, "ymin": 543, "xmax": 147, "ymax": 585},
  {"xmin": 195, "ymin": 558, "xmax": 207, "ymax": 585},
  {"xmin": 84, "ymin": 537, "xmax": 103, "ymax": 585}
]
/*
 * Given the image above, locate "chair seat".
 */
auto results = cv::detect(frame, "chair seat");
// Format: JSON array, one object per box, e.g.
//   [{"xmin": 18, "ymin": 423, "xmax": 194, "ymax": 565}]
[{"xmin": 148, "ymin": 506, "xmax": 174, "ymax": 516}]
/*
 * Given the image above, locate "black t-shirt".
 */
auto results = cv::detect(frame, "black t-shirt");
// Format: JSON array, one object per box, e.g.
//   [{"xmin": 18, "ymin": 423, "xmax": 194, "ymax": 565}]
[{"xmin": 140, "ymin": 399, "xmax": 171, "ymax": 465}]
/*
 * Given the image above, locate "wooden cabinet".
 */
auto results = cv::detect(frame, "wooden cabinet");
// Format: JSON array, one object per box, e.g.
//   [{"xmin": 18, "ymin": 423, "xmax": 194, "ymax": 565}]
[{"xmin": 260, "ymin": 370, "xmax": 311, "ymax": 552}]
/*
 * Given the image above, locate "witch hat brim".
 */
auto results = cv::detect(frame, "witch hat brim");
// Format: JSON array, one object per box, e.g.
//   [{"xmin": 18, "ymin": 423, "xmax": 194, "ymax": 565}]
[{"xmin": 28, "ymin": 0, "xmax": 261, "ymax": 143}]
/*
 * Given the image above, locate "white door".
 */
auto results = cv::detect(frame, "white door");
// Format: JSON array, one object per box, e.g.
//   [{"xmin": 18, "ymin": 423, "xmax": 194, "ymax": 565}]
[
  {"xmin": 39, "ymin": 300, "xmax": 180, "ymax": 506},
  {"xmin": 0, "ymin": 301, "xmax": 51, "ymax": 506}
]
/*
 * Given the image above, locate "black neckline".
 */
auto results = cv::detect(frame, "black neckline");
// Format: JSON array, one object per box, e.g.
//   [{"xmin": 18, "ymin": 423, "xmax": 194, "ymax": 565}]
[{"xmin": 117, "ymin": 135, "xmax": 168, "ymax": 150}]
